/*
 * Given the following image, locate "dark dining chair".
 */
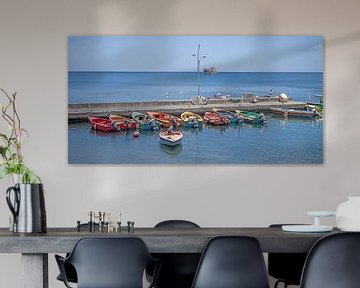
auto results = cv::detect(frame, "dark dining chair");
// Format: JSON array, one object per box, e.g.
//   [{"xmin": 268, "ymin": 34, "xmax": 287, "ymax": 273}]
[
  {"xmin": 191, "ymin": 236, "xmax": 270, "ymax": 288},
  {"xmin": 268, "ymin": 224, "xmax": 308, "ymax": 288},
  {"xmin": 300, "ymin": 232, "xmax": 360, "ymax": 288},
  {"xmin": 146, "ymin": 220, "xmax": 201, "ymax": 288},
  {"xmin": 55, "ymin": 237, "xmax": 160, "ymax": 288},
  {"xmin": 56, "ymin": 223, "xmax": 99, "ymax": 284}
]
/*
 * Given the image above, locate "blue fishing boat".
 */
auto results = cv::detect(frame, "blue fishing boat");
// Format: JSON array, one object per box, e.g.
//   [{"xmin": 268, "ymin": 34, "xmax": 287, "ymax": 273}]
[
  {"xmin": 213, "ymin": 108, "xmax": 244, "ymax": 124},
  {"xmin": 132, "ymin": 112, "xmax": 161, "ymax": 130}
]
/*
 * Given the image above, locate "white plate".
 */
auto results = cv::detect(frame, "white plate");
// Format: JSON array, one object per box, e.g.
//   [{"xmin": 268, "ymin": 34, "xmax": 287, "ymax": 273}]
[
  {"xmin": 307, "ymin": 211, "xmax": 336, "ymax": 217},
  {"xmin": 282, "ymin": 225, "xmax": 333, "ymax": 232},
  {"xmin": 338, "ymin": 227, "xmax": 360, "ymax": 232}
]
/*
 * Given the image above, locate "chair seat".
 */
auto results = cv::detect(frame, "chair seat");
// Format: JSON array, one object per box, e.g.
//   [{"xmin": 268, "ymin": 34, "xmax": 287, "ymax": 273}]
[
  {"xmin": 55, "ymin": 237, "xmax": 160, "ymax": 288},
  {"xmin": 191, "ymin": 236, "xmax": 270, "ymax": 288}
]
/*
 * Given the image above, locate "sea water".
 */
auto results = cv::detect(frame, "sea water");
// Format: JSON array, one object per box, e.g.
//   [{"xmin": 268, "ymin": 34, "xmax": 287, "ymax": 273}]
[
  {"xmin": 68, "ymin": 117, "xmax": 323, "ymax": 164},
  {"xmin": 68, "ymin": 72, "xmax": 323, "ymax": 164},
  {"xmin": 68, "ymin": 72, "xmax": 323, "ymax": 103}
]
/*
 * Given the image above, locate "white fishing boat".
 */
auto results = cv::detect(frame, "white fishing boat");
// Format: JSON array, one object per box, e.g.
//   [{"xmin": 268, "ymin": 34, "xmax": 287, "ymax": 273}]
[{"xmin": 159, "ymin": 131, "xmax": 183, "ymax": 146}]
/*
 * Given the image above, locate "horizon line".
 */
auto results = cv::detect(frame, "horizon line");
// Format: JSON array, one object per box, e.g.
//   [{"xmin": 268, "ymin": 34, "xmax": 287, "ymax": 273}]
[{"xmin": 68, "ymin": 70, "xmax": 323, "ymax": 73}]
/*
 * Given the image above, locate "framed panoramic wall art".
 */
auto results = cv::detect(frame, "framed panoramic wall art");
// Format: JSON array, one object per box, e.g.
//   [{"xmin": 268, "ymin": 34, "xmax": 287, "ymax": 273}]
[{"xmin": 68, "ymin": 36, "xmax": 323, "ymax": 164}]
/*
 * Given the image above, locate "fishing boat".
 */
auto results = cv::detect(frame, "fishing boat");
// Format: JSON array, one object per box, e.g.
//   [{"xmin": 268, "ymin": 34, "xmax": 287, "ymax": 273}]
[
  {"xmin": 213, "ymin": 92, "xmax": 230, "ymax": 99},
  {"xmin": 180, "ymin": 111, "xmax": 203, "ymax": 128},
  {"xmin": 204, "ymin": 112, "xmax": 230, "ymax": 125},
  {"xmin": 270, "ymin": 108, "xmax": 321, "ymax": 119},
  {"xmin": 147, "ymin": 111, "xmax": 183, "ymax": 128},
  {"xmin": 132, "ymin": 112, "xmax": 161, "ymax": 131},
  {"xmin": 307, "ymin": 94, "xmax": 323, "ymax": 107},
  {"xmin": 288, "ymin": 109, "xmax": 321, "ymax": 118},
  {"xmin": 204, "ymin": 67, "xmax": 217, "ymax": 75},
  {"xmin": 235, "ymin": 110, "xmax": 267, "ymax": 125},
  {"xmin": 288, "ymin": 109, "xmax": 321, "ymax": 119},
  {"xmin": 109, "ymin": 114, "xmax": 138, "ymax": 130},
  {"xmin": 191, "ymin": 95, "xmax": 207, "ymax": 105},
  {"xmin": 269, "ymin": 108, "xmax": 288, "ymax": 117},
  {"xmin": 306, "ymin": 104, "xmax": 322, "ymax": 114},
  {"xmin": 306, "ymin": 94, "xmax": 323, "ymax": 113},
  {"xmin": 213, "ymin": 108, "xmax": 244, "ymax": 124},
  {"xmin": 159, "ymin": 131, "xmax": 183, "ymax": 146},
  {"xmin": 88, "ymin": 116, "xmax": 115, "ymax": 132}
]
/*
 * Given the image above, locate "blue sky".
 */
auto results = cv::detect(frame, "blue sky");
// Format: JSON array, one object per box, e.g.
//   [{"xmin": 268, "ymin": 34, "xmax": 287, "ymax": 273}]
[{"xmin": 68, "ymin": 36, "xmax": 323, "ymax": 72}]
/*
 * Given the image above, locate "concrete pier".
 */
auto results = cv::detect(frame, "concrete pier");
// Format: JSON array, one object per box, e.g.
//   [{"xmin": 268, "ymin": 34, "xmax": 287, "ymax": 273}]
[{"xmin": 68, "ymin": 97, "xmax": 307, "ymax": 122}]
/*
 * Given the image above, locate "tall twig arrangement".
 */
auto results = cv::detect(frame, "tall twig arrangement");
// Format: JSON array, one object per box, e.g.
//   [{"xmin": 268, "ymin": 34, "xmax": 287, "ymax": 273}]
[{"xmin": 0, "ymin": 88, "xmax": 40, "ymax": 183}]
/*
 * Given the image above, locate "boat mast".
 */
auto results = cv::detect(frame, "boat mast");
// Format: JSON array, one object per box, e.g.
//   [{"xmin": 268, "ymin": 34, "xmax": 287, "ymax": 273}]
[{"xmin": 192, "ymin": 44, "xmax": 206, "ymax": 96}]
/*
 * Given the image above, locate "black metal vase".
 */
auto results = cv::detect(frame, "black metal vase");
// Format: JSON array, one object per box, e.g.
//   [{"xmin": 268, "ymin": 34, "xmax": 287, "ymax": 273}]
[{"xmin": 6, "ymin": 183, "xmax": 47, "ymax": 233}]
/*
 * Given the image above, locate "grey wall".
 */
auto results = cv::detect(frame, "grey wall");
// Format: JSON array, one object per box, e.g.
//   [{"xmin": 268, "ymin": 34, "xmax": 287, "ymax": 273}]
[{"xmin": 0, "ymin": 0, "xmax": 359, "ymax": 287}]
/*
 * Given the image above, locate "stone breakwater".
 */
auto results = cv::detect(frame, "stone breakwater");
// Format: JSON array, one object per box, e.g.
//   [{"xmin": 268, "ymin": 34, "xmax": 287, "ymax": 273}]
[{"xmin": 68, "ymin": 97, "xmax": 306, "ymax": 122}]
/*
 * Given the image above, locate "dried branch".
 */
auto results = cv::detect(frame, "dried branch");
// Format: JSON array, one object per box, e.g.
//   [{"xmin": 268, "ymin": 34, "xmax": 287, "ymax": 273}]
[{"xmin": 0, "ymin": 88, "xmax": 40, "ymax": 183}]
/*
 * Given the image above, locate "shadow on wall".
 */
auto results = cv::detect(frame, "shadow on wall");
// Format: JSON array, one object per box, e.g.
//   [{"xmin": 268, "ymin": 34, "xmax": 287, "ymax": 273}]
[
  {"xmin": 327, "ymin": 32, "xmax": 360, "ymax": 46},
  {"xmin": 93, "ymin": 1, "xmax": 182, "ymax": 70}
]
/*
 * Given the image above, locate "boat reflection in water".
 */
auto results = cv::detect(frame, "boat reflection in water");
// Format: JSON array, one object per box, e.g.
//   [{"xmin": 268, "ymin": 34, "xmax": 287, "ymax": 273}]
[
  {"xmin": 182, "ymin": 126, "xmax": 203, "ymax": 133},
  {"xmin": 90, "ymin": 128, "xmax": 132, "ymax": 137},
  {"xmin": 273, "ymin": 115, "xmax": 323, "ymax": 130},
  {"xmin": 205, "ymin": 125, "xmax": 229, "ymax": 134},
  {"xmin": 160, "ymin": 143, "xmax": 183, "ymax": 157}
]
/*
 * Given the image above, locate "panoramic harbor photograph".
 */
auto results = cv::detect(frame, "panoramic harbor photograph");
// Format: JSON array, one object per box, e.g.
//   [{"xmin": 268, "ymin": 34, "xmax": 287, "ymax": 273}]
[{"xmin": 68, "ymin": 36, "xmax": 323, "ymax": 164}]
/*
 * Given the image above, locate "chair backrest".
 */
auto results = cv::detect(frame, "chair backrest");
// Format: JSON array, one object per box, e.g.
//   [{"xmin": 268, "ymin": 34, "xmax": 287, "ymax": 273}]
[
  {"xmin": 191, "ymin": 236, "xmax": 270, "ymax": 288},
  {"xmin": 67, "ymin": 237, "xmax": 154, "ymax": 288},
  {"xmin": 300, "ymin": 232, "xmax": 360, "ymax": 288},
  {"xmin": 268, "ymin": 224, "xmax": 308, "ymax": 285},
  {"xmin": 155, "ymin": 219, "xmax": 200, "ymax": 228},
  {"xmin": 151, "ymin": 220, "xmax": 201, "ymax": 286}
]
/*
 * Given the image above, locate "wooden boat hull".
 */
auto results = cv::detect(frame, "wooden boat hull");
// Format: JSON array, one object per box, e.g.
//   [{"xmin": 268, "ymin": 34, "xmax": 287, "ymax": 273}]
[
  {"xmin": 204, "ymin": 112, "xmax": 230, "ymax": 125},
  {"xmin": 181, "ymin": 112, "xmax": 203, "ymax": 128},
  {"xmin": 288, "ymin": 109, "xmax": 320, "ymax": 118},
  {"xmin": 270, "ymin": 108, "xmax": 288, "ymax": 116},
  {"xmin": 213, "ymin": 108, "xmax": 244, "ymax": 124},
  {"xmin": 109, "ymin": 114, "xmax": 138, "ymax": 130},
  {"xmin": 88, "ymin": 116, "xmax": 115, "ymax": 132},
  {"xmin": 159, "ymin": 131, "xmax": 183, "ymax": 146},
  {"xmin": 132, "ymin": 112, "xmax": 161, "ymax": 130},
  {"xmin": 306, "ymin": 104, "xmax": 323, "ymax": 113},
  {"xmin": 235, "ymin": 110, "xmax": 267, "ymax": 125},
  {"xmin": 147, "ymin": 112, "xmax": 183, "ymax": 128},
  {"xmin": 270, "ymin": 108, "xmax": 320, "ymax": 119}
]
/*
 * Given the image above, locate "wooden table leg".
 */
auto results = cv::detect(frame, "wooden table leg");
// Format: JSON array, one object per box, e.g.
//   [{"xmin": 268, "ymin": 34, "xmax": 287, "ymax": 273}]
[{"xmin": 22, "ymin": 253, "xmax": 48, "ymax": 288}]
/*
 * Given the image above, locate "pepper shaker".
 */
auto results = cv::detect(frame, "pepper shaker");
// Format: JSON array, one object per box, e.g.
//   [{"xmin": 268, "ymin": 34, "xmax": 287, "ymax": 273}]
[
  {"xmin": 88, "ymin": 211, "xmax": 93, "ymax": 232},
  {"xmin": 77, "ymin": 221, "xmax": 81, "ymax": 232}
]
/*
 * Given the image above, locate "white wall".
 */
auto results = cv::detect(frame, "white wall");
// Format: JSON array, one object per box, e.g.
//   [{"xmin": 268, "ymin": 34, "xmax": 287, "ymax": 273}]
[{"xmin": 0, "ymin": 0, "xmax": 359, "ymax": 287}]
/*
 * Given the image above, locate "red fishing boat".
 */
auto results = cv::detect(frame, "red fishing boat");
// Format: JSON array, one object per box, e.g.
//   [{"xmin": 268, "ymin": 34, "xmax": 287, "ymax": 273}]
[
  {"xmin": 203, "ymin": 112, "xmax": 230, "ymax": 125},
  {"xmin": 88, "ymin": 116, "xmax": 115, "ymax": 132},
  {"xmin": 109, "ymin": 114, "xmax": 138, "ymax": 130},
  {"xmin": 147, "ymin": 111, "xmax": 183, "ymax": 128}
]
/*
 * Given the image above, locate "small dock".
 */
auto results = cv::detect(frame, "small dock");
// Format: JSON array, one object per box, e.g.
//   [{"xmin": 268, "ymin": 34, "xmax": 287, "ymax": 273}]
[{"xmin": 68, "ymin": 97, "xmax": 307, "ymax": 122}]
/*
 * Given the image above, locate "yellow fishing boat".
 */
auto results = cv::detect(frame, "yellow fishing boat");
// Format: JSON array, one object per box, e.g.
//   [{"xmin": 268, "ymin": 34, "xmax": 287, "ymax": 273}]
[{"xmin": 180, "ymin": 112, "xmax": 203, "ymax": 128}]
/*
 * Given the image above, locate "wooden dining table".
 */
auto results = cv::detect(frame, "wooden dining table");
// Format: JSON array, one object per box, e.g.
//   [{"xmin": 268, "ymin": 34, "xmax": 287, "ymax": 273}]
[{"xmin": 0, "ymin": 226, "xmax": 339, "ymax": 288}]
